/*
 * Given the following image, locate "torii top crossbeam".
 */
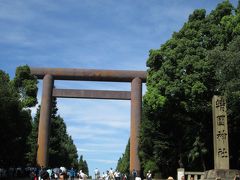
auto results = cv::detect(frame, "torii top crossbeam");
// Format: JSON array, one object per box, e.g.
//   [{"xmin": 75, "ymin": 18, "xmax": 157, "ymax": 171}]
[{"xmin": 30, "ymin": 67, "xmax": 147, "ymax": 82}]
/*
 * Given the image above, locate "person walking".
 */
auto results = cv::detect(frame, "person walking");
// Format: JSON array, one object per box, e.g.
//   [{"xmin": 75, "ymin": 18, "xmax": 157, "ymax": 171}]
[
  {"xmin": 114, "ymin": 170, "xmax": 120, "ymax": 180},
  {"xmin": 234, "ymin": 173, "xmax": 240, "ymax": 180},
  {"xmin": 95, "ymin": 168, "xmax": 100, "ymax": 180},
  {"xmin": 146, "ymin": 170, "xmax": 152, "ymax": 180},
  {"xmin": 69, "ymin": 167, "xmax": 75, "ymax": 180},
  {"xmin": 132, "ymin": 169, "xmax": 137, "ymax": 180},
  {"xmin": 79, "ymin": 170, "xmax": 88, "ymax": 180}
]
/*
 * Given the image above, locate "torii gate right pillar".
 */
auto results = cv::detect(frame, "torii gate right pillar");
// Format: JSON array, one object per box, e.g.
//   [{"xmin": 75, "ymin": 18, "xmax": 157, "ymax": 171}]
[{"xmin": 130, "ymin": 77, "xmax": 142, "ymax": 175}]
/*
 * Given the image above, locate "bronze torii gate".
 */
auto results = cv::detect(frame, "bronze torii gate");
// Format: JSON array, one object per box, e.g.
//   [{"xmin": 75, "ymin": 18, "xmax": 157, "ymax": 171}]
[{"xmin": 30, "ymin": 68, "xmax": 146, "ymax": 174}]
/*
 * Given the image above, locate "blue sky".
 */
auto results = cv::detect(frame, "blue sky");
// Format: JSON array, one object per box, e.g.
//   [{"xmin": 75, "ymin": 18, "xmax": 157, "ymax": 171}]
[{"xmin": 0, "ymin": 0, "xmax": 238, "ymax": 176}]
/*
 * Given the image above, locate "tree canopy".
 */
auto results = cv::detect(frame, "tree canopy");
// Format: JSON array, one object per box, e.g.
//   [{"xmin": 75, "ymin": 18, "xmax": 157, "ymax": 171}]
[
  {"xmin": 26, "ymin": 98, "xmax": 79, "ymax": 168},
  {"xmin": 0, "ymin": 65, "xmax": 82, "ymax": 170},
  {"xmin": 78, "ymin": 155, "xmax": 89, "ymax": 176},
  {"xmin": 0, "ymin": 66, "xmax": 37, "ymax": 167},
  {"xmin": 116, "ymin": 139, "xmax": 130, "ymax": 175},
  {"xmin": 138, "ymin": 1, "xmax": 240, "ymax": 178}
]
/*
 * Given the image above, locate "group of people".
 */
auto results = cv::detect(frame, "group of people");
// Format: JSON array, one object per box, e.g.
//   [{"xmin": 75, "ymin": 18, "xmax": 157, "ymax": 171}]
[
  {"xmin": 167, "ymin": 175, "xmax": 197, "ymax": 180},
  {"xmin": 94, "ymin": 168, "xmax": 127, "ymax": 180},
  {"xmin": 30, "ymin": 166, "xmax": 72, "ymax": 180},
  {"xmin": 93, "ymin": 168, "xmax": 153, "ymax": 180},
  {"xmin": 28, "ymin": 166, "xmax": 88, "ymax": 180}
]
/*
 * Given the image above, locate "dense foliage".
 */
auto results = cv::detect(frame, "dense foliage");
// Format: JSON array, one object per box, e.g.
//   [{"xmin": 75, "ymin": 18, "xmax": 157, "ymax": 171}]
[
  {"xmin": 116, "ymin": 139, "xmax": 130, "ymax": 175},
  {"xmin": 78, "ymin": 155, "xmax": 89, "ymax": 176},
  {"xmin": 0, "ymin": 66, "xmax": 37, "ymax": 167},
  {"xmin": 138, "ymin": 1, "xmax": 240, "ymax": 178},
  {"xmin": 0, "ymin": 65, "xmax": 84, "ymax": 170},
  {"xmin": 13, "ymin": 66, "xmax": 38, "ymax": 108},
  {"xmin": 26, "ymin": 98, "xmax": 79, "ymax": 168},
  {"xmin": 208, "ymin": 36, "xmax": 240, "ymax": 169}
]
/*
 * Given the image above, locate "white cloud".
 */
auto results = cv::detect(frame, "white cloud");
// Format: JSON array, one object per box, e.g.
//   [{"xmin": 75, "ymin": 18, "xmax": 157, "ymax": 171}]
[
  {"xmin": 77, "ymin": 148, "xmax": 122, "ymax": 154},
  {"xmin": 0, "ymin": 1, "xmax": 32, "ymax": 22},
  {"xmin": 88, "ymin": 159, "xmax": 117, "ymax": 164},
  {"xmin": 77, "ymin": 148, "xmax": 115, "ymax": 153},
  {"xmin": 57, "ymin": 98, "xmax": 131, "ymax": 129},
  {"xmin": 67, "ymin": 125, "xmax": 119, "ymax": 140},
  {"xmin": 54, "ymin": 80, "xmax": 131, "ymax": 91}
]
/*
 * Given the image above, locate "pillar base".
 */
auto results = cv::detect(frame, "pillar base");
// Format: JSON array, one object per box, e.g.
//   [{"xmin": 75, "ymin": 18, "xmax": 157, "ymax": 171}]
[{"xmin": 203, "ymin": 169, "xmax": 240, "ymax": 179}]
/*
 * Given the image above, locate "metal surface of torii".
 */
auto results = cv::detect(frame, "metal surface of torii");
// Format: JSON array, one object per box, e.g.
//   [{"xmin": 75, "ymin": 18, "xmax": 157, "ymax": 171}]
[{"xmin": 30, "ymin": 67, "xmax": 146, "ymax": 175}]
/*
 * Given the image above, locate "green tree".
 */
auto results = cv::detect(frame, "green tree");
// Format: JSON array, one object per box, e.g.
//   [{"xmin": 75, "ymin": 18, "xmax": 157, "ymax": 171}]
[
  {"xmin": 25, "ymin": 106, "xmax": 40, "ymax": 165},
  {"xmin": 49, "ymin": 98, "xmax": 78, "ymax": 168},
  {"xmin": 208, "ymin": 36, "xmax": 240, "ymax": 168},
  {"xmin": 116, "ymin": 139, "xmax": 130, "ymax": 175},
  {"xmin": 0, "ymin": 69, "xmax": 33, "ymax": 167},
  {"xmin": 13, "ymin": 65, "xmax": 38, "ymax": 108},
  {"xmin": 78, "ymin": 155, "xmax": 89, "ymax": 175},
  {"xmin": 139, "ymin": 1, "xmax": 240, "ymax": 177},
  {"xmin": 26, "ymin": 98, "xmax": 79, "ymax": 168}
]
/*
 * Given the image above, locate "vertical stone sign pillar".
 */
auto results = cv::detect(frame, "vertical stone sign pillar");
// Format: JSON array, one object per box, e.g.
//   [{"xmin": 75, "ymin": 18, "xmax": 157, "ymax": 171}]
[
  {"xmin": 37, "ymin": 74, "xmax": 54, "ymax": 167},
  {"xmin": 212, "ymin": 95, "xmax": 229, "ymax": 169},
  {"xmin": 130, "ymin": 77, "xmax": 142, "ymax": 175}
]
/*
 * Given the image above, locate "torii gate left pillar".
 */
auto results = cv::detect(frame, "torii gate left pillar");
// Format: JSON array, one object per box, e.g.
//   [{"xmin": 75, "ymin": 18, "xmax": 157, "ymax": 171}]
[
  {"xmin": 37, "ymin": 74, "xmax": 54, "ymax": 166},
  {"xmin": 31, "ymin": 68, "xmax": 146, "ymax": 174}
]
